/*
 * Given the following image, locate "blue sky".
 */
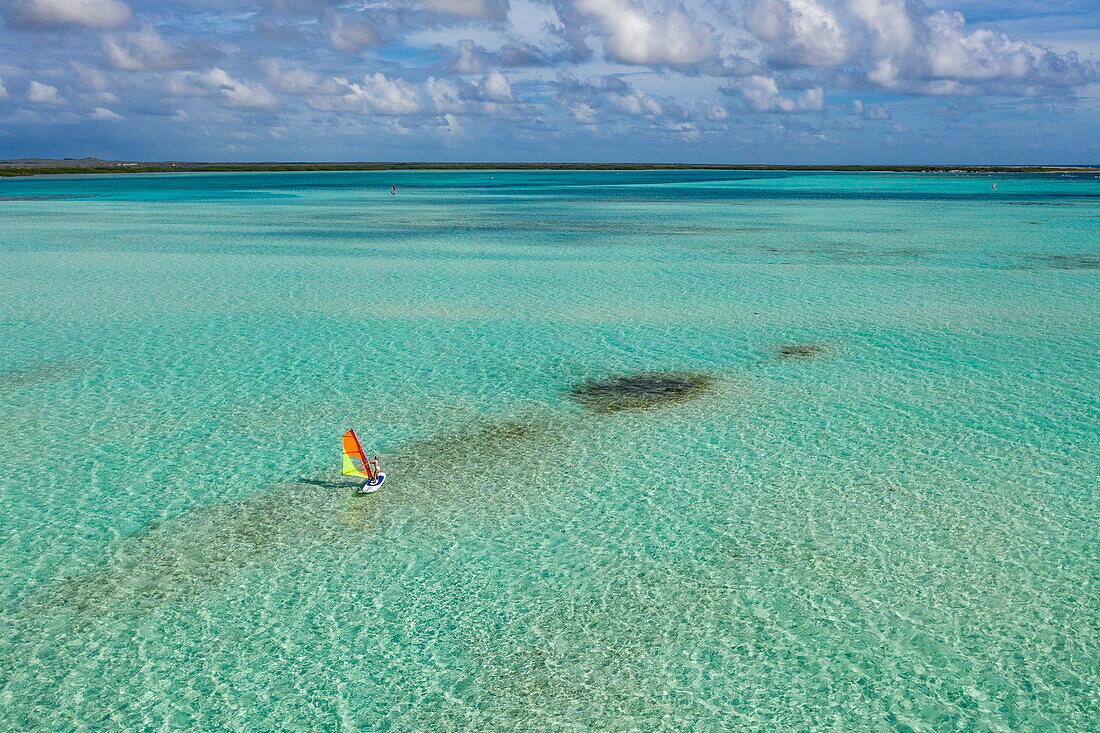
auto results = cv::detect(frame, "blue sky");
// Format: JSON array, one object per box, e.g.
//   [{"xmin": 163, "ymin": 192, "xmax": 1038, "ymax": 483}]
[{"xmin": 0, "ymin": 0, "xmax": 1097, "ymax": 163}]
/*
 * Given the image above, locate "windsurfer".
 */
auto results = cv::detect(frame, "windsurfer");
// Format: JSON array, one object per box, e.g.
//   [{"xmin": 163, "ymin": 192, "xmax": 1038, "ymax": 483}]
[{"xmin": 342, "ymin": 429, "xmax": 386, "ymax": 493}]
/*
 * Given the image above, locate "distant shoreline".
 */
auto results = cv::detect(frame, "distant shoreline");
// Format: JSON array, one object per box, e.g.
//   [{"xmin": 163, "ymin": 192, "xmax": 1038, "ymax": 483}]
[{"xmin": 2, "ymin": 158, "xmax": 1098, "ymax": 177}]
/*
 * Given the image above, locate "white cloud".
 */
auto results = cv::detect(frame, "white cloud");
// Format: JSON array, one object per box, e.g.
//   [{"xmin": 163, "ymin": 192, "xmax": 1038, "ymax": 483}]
[
  {"xmin": 8, "ymin": 0, "xmax": 131, "ymax": 29},
  {"xmin": 441, "ymin": 112, "xmax": 463, "ymax": 136},
  {"xmin": 309, "ymin": 73, "xmax": 425, "ymax": 115},
  {"xmin": 70, "ymin": 61, "xmax": 109, "ymax": 91},
  {"xmin": 200, "ymin": 68, "xmax": 276, "ymax": 108},
  {"xmin": 477, "ymin": 69, "xmax": 513, "ymax": 102},
  {"xmin": 90, "ymin": 106, "xmax": 122, "ymax": 120},
  {"xmin": 451, "ymin": 39, "xmax": 491, "ymax": 74},
  {"xmin": 419, "ymin": 0, "xmax": 507, "ymax": 19},
  {"xmin": 568, "ymin": 100, "xmax": 598, "ymax": 123},
  {"xmin": 103, "ymin": 26, "xmax": 186, "ymax": 71},
  {"xmin": 555, "ymin": 73, "xmax": 671, "ymax": 123},
  {"xmin": 731, "ymin": 75, "xmax": 824, "ymax": 112},
  {"xmin": 424, "ymin": 72, "xmax": 516, "ymax": 114},
  {"xmin": 83, "ymin": 90, "xmax": 120, "ymax": 105},
  {"xmin": 862, "ymin": 102, "xmax": 889, "ymax": 119},
  {"xmin": 662, "ymin": 120, "xmax": 699, "ymax": 141},
  {"xmin": 328, "ymin": 12, "xmax": 380, "ymax": 53},
  {"xmin": 28, "ymin": 80, "xmax": 64, "ymax": 105},
  {"xmin": 923, "ymin": 11, "xmax": 1088, "ymax": 87},
  {"xmin": 0, "ymin": 78, "xmax": 8, "ymax": 100},
  {"xmin": 743, "ymin": 0, "xmax": 1098, "ymax": 97},
  {"xmin": 301, "ymin": 68, "xmax": 517, "ymax": 118},
  {"xmin": 848, "ymin": 0, "xmax": 916, "ymax": 61},
  {"xmin": 846, "ymin": 0, "xmax": 1098, "ymax": 95},
  {"xmin": 444, "ymin": 38, "xmax": 558, "ymax": 73},
  {"xmin": 424, "ymin": 77, "xmax": 465, "ymax": 112},
  {"xmin": 700, "ymin": 100, "xmax": 728, "ymax": 120},
  {"xmin": 608, "ymin": 85, "xmax": 661, "ymax": 116},
  {"xmin": 747, "ymin": 0, "xmax": 848, "ymax": 68},
  {"xmin": 1, "ymin": 0, "xmax": 1097, "ymax": 153},
  {"xmin": 573, "ymin": 0, "xmax": 717, "ymax": 66},
  {"xmin": 262, "ymin": 60, "xmax": 322, "ymax": 95}
]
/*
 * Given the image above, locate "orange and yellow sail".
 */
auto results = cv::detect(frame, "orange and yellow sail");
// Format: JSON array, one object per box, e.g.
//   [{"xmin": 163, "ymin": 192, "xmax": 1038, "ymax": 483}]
[{"xmin": 341, "ymin": 429, "xmax": 377, "ymax": 480}]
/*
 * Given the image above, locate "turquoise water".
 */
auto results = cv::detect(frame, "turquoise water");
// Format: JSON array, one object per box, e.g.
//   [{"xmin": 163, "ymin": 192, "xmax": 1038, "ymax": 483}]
[{"xmin": 0, "ymin": 170, "xmax": 1097, "ymax": 730}]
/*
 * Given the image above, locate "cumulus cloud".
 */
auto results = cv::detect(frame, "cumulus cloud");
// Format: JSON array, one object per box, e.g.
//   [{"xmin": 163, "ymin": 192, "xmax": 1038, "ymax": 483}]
[
  {"xmin": 84, "ymin": 90, "xmax": 120, "ymax": 105},
  {"xmin": 423, "ymin": 76, "xmax": 464, "ymax": 112},
  {"xmin": 102, "ymin": 25, "xmax": 206, "ymax": 71},
  {"xmin": 90, "ymin": 106, "xmax": 122, "ymax": 120},
  {"xmin": 477, "ymin": 69, "xmax": 514, "ymax": 102},
  {"xmin": 567, "ymin": 100, "xmax": 598, "ymax": 123},
  {"xmin": 661, "ymin": 119, "xmax": 699, "ymax": 141},
  {"xmin": 299, "ymin": 67, "xmax": 518, "ymax": 118},
  {"xmin": 262, "ymin": 59, "xmax": 322, "ymax": 95},
  {"xmin": 726, "ymin": 75, "xmax": 824, "ymax": 112},
  {"xmin": 445, "ymin": 38, "xmax": 564, "ymax": 73},
  {"xmin": 555, "ymin": 73, "xmax": 671, "ymax": 123},
  {"xmin": 28, "ymin": 80, "xmax": 64, "ymax": 105},
  {"xmin": 747, "ymin": 0, "xmax": 848, "ymax": 68},
  {"xmin": 328, "ymin": 12, "xmax": 381, "ymax": 53},
  {"xmin": 0, "ymin": 0, "xmax": 1096, "ymax": 159},
  {"xmin": 426, "ymin": 71, "xmax": 517, "ymax": 113},
  {"xmin": 699, "ymin": 99, "xmax": 728, "ymax": 120},
  {"xmin": 607, "ymin": 83, "xmax": 661, "ymax": 116},
  {"xmin": 573, "ymin": 0, "xmax": 717, "ymax": 66},
  {"xmin": 71, "ymin": 60, "xmax": 109, "ymax": 91},
  {"xmin": 449, "ymin": 39, "xmax": 492, "ymax": 73},
  {"xmin": 418, "ymin": 0, "xmax": 508, "ymax": 20},
  {"xmin": 0, "ymin": 77, "xmax": 8, "ymax": 99},
  {"xmin": 6, "ymin": 0, "xmax": 131, "ymax": 29},
  {"xmin": 740, "ymin": 0, "xmax": 1100, "ymax": 96},
  {"xmin": 200, "ymin": 68, "xmax": 276, "ymax": 108},
  {"xmin": 846, "ymin": 0, "xmax": 1099, "ymax": 95},
  {"xmin": 167, "ymin": 68, "xmax": 276, "ymax": 108},
  {"xmin": 862, "ymin": 102, "xmax": 889, "ymax": 119},
  {"xmin": 308, "ymin": 73, "xmax": 425, "ymax": 115}
]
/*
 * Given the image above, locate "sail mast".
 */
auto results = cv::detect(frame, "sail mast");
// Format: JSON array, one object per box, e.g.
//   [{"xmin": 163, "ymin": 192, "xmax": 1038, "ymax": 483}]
[{"xmin": 342, "ymin": 429, "xmax": 375, "ymax": 479}]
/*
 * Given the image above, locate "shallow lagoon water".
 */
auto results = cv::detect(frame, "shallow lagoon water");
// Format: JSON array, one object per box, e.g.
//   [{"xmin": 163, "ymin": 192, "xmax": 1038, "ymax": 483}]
[{"xmin": 0, "ymin": 170, "xmax": 1097, "ymax": 729}]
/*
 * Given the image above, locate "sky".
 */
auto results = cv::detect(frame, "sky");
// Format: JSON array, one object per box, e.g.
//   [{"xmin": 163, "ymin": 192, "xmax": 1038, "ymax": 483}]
[{"xmin": 0, "ymin": 0, "xmax": 1097, "ymax": 163}]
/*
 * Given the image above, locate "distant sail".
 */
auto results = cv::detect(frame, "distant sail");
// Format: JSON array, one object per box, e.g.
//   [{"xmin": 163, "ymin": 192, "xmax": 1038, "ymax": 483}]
[
  {"xmin": 342, "ymin": 429, "xmax": 375, "ymax": 479},
  {"xmin": 391, "ymin": 185, "xmax": 397, "ymax": 196},
  {"xmin": 992, "ymin": 182, "xmax": 997, "ymax": 190}
]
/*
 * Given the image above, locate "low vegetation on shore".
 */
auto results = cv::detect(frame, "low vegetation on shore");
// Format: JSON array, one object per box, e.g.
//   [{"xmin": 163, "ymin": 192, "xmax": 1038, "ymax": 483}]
[{"xmin": 1, "ymin": 158, "xmax": 1096, "ymax": 177}]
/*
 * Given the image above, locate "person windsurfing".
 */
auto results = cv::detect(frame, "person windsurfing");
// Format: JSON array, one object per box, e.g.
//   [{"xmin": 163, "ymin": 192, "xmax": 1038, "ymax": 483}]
[
  {"xmin": 390, "ymin": 185, "xmax": 397, "ymax": 196},
  {"xmin": 342, "ymin": 429, "xmax": 385, "ymax": 493}
]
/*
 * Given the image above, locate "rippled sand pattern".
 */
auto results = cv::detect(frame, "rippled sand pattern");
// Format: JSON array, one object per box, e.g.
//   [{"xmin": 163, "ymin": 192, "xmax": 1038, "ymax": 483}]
[{"xmin": 0, "ymin": 170, "xmax": 1097, "ymax": 730}]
